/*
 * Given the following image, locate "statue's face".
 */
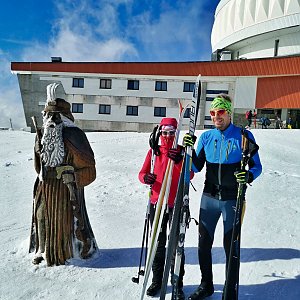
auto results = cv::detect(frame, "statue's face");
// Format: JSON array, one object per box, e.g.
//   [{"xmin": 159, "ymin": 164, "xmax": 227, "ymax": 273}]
[{"xmin": 43, "ymin": 112, "xmax": 62, "ymax": 127}]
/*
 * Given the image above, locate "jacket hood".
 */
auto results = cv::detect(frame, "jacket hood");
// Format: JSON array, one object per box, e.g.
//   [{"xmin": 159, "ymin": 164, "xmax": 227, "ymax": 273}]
[{"xmin": 160, "ymin": 117, "xmax": 177, "ymax": 128}]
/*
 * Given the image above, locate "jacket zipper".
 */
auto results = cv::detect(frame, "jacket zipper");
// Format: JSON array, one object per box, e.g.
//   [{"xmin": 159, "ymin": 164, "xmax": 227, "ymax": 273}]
[
  {"xmin": 213, "ymin": 139, "xmax": 217, "ymax": 160},
  {"xmin": 226, "ymin": 140, "xmax": 231, "ymax": 161},
  {"xmin": 218, "ymin": 134, "xmax": 224, "ymax": 200}
]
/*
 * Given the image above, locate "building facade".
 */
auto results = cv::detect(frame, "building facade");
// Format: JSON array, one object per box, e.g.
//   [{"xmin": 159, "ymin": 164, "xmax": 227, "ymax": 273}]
[{"xmin": 11, "ymin": 56, "xmax": 300, "ymax": 132}]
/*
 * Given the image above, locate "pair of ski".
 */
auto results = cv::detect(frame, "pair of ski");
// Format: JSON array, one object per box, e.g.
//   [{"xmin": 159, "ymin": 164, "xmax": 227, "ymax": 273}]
[
  {"xmin": 135, "ymin": 75, "xmax": 202, "ymax": 300},
  {"xmin": 159, "ymin": 77, "xmax": 201, "ymax": 300}
]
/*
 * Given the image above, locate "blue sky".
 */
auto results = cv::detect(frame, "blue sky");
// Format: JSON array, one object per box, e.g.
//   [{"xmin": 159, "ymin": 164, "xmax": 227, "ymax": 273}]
[{"xmin": 0, "ymin": 0, "xmax": 220, "ymax": 127}]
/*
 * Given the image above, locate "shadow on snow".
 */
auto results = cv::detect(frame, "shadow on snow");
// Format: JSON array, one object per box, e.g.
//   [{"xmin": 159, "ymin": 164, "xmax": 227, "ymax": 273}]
[
  {"xmin": 183, "ymin": 275, "xmax": 300, "ymax": 300},
  {"xmin": 70, "ymin": 246, "xmax": 300, "ymax": 269},
  {"xmin": 69, "ymin": 247, "xmax": 300, "ymax": 299}
]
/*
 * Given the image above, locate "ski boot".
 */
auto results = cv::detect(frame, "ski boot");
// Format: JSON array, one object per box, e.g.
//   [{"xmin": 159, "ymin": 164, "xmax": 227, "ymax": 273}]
[
  {"xmin": 188, "ymin": 282, "xmax": 214, "ymax": 300},
  {"xmin": 146, "ymin": 282, "xmax": 161, "ymax": 297}
]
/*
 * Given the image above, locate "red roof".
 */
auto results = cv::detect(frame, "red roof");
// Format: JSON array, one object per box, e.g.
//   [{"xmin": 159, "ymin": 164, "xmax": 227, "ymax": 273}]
[
  {"xmin": 256, "ymin": 76, "xmax": 300, "ymax": 108},
  {"xmin": 10, "ymin": 55, "xmax": 300, "ymax": 77},
  {"xmin": 11, "ymin": 56, "xmax": 300, "ymax": 109}
]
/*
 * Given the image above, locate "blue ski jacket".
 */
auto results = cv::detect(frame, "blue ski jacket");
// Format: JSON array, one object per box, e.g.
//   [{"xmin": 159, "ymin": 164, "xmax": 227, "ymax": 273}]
[{"xmin": 192, "ymin": 123, "xmax": 262, "ymax": 200}]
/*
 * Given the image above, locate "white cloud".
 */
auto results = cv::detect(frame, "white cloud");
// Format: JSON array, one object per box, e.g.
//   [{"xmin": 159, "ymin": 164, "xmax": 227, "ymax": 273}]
[
  {"xmin": 0, "ymin": 54, "xmax": 26, "ymax": 129},
  {"xmin": 2, "ymin": 0, "xmax": 214, "ymax": 129},
  {"xmin": 0, "ymin": 86, "xmax": 25, "ymax": 129},
  {"xmin": 128, "ymin": 1, "xmax": 213, "ymax": 61},
  {"xmin": 21, "ymin": 0, "xmax": 138, "ymax": 62},
  {"xmin": 20, "ymin": 0, "xmax": 213, "ymax": 62},
  {"xmin": 1, "ymin": 0, "xmax": 138, "ymax": 129},
  {"xmin": 21, "ymin": 29, "xmax": 137, "ymax": 62}
]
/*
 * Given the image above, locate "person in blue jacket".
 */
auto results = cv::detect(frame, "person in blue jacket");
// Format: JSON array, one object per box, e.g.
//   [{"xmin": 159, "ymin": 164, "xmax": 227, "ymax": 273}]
[{"xmin": 184, "ymin": 94, "xmax": 262, "ymax": 300}]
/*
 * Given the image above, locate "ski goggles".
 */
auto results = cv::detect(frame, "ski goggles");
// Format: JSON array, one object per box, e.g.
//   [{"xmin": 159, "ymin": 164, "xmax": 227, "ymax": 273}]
[
  {"xmin": 210, "ymin": 109, "xmax": 227, "ymax": 117},
  {"xmin": 161, "ymin": 130, "xmax": 176, "ymax": 136}
]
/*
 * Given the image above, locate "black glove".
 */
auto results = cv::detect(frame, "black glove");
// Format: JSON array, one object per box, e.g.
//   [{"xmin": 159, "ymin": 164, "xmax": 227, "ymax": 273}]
[
  {"xmin": 234, "ymin": 170, "xmax": 254, "ymax": 184},
  {"xmin": 144, "ymin": 173, "xmax": 157, "ymax": 185},
  {"xmin": 167, "ymin": 148, "xmax": 183, "ymax": 164},
  {"xmin": 183, "ymin": 133, "xmax": 197, "ymax": 148}
]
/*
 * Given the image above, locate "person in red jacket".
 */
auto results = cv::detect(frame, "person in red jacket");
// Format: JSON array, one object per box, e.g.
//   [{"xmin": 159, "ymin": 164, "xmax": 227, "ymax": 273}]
[{"xmin": 139, "ymin": 117, "xmax": 193, "ymax": 300}]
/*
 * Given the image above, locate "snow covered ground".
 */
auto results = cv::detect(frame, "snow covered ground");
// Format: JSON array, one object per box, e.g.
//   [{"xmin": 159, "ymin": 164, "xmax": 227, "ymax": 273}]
[{"xmin": 0, "ymin": 129, "xmax": 299, "ymax": 300}]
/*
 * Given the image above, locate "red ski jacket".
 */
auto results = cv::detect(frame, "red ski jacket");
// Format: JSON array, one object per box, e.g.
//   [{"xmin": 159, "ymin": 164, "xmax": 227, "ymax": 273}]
[{"xmin": 139, "ymin": 143, "xmax": 194, "ymax": 208}]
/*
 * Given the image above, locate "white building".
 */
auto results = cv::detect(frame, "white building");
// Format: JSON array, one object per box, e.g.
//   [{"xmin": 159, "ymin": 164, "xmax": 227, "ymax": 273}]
[{"xmin": 211, "ymin": 0, "xmax": 300, "ymax": 60}]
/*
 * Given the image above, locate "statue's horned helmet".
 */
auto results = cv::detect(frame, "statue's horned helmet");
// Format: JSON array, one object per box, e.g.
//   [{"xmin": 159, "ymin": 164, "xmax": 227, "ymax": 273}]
[{"xmin": 43, "ymin": 83, "xmax": 74, "ymax": 122}]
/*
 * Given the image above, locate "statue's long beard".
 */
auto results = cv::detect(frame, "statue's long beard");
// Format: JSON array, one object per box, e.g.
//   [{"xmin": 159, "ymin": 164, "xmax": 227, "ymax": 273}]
[{"xmin": 41, "ymin": 122, "xmax": 65, "ymax": 167}]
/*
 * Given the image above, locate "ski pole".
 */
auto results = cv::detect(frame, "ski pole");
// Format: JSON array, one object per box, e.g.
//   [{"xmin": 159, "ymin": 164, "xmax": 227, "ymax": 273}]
[
  {"xmin": 223, "ymin": 132, "xmax": 248, "ymax": 300},
  {"xmin": 223, "ymin": 129, "xmax": 259, "ymax": 300},
  {"xmin": 132, "ymin": 203, "xmax": 150, "ymax": 283},
  {"xmin": 132, "ymin": 151, "xmax": 156, "ymax": 284}
]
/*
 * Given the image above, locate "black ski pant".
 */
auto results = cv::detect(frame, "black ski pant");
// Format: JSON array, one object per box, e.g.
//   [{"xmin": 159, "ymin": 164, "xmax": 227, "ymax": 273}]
[
  {"xmin": 149, "ymin": 203, "xmax": 185, "ymax": 287},
  {"xmin": 197, "ymin": 194, "xmax": 237, "ymax": 285}
]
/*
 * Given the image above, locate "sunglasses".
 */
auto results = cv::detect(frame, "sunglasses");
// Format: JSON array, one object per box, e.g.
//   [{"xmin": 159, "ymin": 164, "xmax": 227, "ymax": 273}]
[
  {"xmin": 161, "ymin": 130, "xmax": 176, "ymax": 136},
  {"xmin": 210, "ymin": 109, "xmax": 227, "ymax": 117}
]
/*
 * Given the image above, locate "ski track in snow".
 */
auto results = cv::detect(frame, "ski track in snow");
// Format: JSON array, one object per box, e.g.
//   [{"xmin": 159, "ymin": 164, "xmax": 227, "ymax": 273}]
[{"xmin": 0, "ymin": 129, "xmax": 299, "ymax": 300}]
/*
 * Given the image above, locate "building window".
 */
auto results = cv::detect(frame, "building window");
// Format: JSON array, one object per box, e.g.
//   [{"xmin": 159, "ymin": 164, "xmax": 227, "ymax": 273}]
[
  {"xmin": 154, "ymin": 107, "xmax": 166, "ymax": 117},
  {"xmin": 184, "ymin": 108, "xmax": 191, "ymax": 118},
  {"xmin": 204, "ymin": 125, "xmax": 214, "ymax": 129},
  {"xmin": 183, "ymin": 82, "xmax": 195, "ymax": 92},
  {"xmin": 100, "ymin": 79, "xmax": 112, "ymax": 89},
  {"xmin": 126, "ymin": 106, "xmax": 138, "ymax": 116},
  {"xmin": 72, "ymin": 78, "xmax": 84, "ymax": 88},
  {"xmin": 72, "ymin": 103, "xmax": 83, "ymax": 113},
  {"xmin": 155, "ymin": 81, "xmax": 167, "ymax": 91},
  {"xmin": 260, "ymin": 109, "xmax": 274, "ymax": 115},
  {"xmin": 206, "ymin": 97, "xmax": 215, "ymax": 101},
  {"xmin": 127, "ymin": 80, "xmax": 139, "ymax": 90},
  {"xmin": 99, "ymin": 104, "xmax": 111, "ymax": 114},
  {"xmin": 206, "ymin": 90, "xmax": 228, "ymax": 94},
  {"xmin": 274, "ymin": 39, "xmax": 279, "ymax": 57}
]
